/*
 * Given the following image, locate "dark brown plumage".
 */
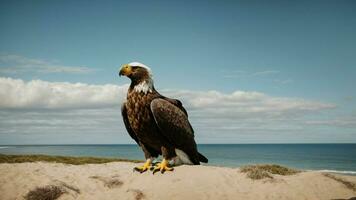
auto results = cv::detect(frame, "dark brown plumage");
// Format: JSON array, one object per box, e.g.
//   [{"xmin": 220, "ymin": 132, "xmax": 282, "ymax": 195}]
[{"xmin": 119, "ymin": 62, "xmax": 207, "ymax": 172}]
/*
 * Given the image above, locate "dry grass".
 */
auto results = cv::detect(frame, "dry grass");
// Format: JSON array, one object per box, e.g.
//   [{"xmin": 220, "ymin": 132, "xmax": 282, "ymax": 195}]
[
  {"xmin": 324, "ymin": 173, "xmax": 356, "ymax": 192},
  {"xmin": 24, "ymin": 185, "xmax": 66, "ymax": 200},
  {"xmin": 104, "ymin": 179, "xmax": 123, "ymax": 188},
  {"xmin": 0, "ymin": 154, "xmax": 142, "ymax": 165},
  {"xmin": 90, "ymin": 176, "xmax": 123, "ymax": 188},
  {"xmin": 56, "ymin": 181, "xmax": 81, "ymax": 194},
  {"xmin": 127, "ymin": 189, "xmax": 145, "ymax": 200},
  {"xmin": 240, "ymin": 164, "xmax": 300, "ymax": 180},
  {"xmin": 332, "ymin": 197, "xmax": 356, "ymax": 200}
]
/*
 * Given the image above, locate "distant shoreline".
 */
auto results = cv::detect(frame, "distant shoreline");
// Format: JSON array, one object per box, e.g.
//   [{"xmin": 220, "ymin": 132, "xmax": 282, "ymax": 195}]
[
  {"xmin": 2, "ymin": 143, "xmax": 356, "ymax": 146},
  {"xmin": 1, "ymin": 153, "xmax": 356, "ymax": 176},
  {"xmin": 1, "ymin": 144, "xmax": 355, "ymax": 176}
]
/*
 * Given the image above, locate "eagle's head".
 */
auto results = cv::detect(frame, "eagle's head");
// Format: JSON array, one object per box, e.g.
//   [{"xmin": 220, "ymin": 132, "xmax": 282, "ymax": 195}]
[{"xmin": 119, "ymin": 62, "xmax": 154, "ymax": 93}]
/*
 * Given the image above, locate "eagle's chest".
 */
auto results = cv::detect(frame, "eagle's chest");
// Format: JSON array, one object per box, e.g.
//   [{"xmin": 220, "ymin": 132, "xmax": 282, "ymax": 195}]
[{"xmin": 126, "ymin": 92, "xmax": 156, "ymax": 134}]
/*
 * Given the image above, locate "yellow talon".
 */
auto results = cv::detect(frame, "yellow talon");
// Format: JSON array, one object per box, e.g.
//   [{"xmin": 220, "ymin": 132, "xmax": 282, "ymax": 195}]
[
  {"xmin": 134, "ymin": 159, "xmax": 152, "ymax": 173},
  {"xmin": 152, "ymin": 159, "xmax": 174, "ymax": 174}
]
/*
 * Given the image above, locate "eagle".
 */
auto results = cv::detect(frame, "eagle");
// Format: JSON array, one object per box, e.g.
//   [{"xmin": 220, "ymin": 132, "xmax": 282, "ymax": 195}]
[{"xmin": 119, "ymin": 62, "xmax": 208, "ymax": 174}]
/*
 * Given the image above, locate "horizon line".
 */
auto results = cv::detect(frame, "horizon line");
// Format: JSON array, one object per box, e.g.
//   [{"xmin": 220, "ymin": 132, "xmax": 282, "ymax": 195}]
[{"xmin": 1, "ymin": 143, "xmax": 356, "ymax": 146}]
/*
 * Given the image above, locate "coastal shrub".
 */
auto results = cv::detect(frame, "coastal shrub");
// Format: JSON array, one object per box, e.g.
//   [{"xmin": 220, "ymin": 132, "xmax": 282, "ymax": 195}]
[
  {"xmin": 241, "ymin": 164, "xmax": 300, "ymax": 180},
  {"xmin": 24, "ymin": 185, "xmax": 66, "ymax": 200}
]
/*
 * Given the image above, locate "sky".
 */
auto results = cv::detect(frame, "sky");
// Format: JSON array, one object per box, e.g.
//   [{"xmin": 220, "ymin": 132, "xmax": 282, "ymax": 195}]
[{"xmin": 0, "ymin": 0, "xmax": 355, "ymax": 144}]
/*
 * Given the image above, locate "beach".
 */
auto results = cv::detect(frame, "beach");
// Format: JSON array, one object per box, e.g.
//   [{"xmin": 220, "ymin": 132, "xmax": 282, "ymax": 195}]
[{"xmin": 1, "ymin": 161, "xmax": 356, "ymax": 200}]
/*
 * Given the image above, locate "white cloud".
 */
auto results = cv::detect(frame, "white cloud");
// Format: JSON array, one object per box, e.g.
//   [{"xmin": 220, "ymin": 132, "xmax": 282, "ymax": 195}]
[
  {"xmin": 0, "ymin": 54, "xmax": 95, "ymax": 74},
  {"xmin": 252, "ymin": 70, "xmax": 280, "ymax": 76},
  {"xmin": 273, "ymin": 79, "xmax": 294, "ymax": 84},
  {"xmin": 1, "ymin": 77, "xmax": 348, "ymax": 144},
  {"xmin": 162, "ymin": 89, "xmax": 335, "ymax": 117},
  {"xmin": 306, "ymin": 119, "xmax": 356, "ymax": 127},
  {"xmin": 0, "ymin": 77, "xmax": 334, "ymax": 114},
  {"xmin": 222, "ymin": 70, "xmax": 280, "ymax": 79},
  {"xmin": 0, "ymin": 77, "xmax": 127, "ymax": 109}
]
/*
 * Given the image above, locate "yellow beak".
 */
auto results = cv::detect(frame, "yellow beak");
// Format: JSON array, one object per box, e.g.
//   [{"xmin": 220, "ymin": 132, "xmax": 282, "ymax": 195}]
[{"xmin": 119, "ymin": 64, "xmax": 132, "ymax": 77}]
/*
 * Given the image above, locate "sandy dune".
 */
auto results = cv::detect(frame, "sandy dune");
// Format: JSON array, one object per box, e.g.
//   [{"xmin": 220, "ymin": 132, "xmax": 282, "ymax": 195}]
[{"xmin": 1, "ymin": 162, "xmax": 356, "ymax": 200}]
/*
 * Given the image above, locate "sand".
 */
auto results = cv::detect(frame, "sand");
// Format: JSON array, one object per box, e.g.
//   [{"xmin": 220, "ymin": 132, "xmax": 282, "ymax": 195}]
[{"xmin": 1, "ymin": 162, "xmax": 356, "ymax": 200}]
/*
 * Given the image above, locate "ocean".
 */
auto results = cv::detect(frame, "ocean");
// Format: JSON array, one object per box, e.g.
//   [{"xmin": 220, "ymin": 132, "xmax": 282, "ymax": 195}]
[{"xmin": 1, "ymin": 144, "xmax": 355, "ymax": 175}]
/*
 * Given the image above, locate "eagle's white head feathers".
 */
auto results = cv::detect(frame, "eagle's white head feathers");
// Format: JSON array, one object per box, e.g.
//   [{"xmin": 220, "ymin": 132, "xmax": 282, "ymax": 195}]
[
  {"xmin": 127, "ymin": 62, "xmax": 153, "ymax": 94},
  {"xmin": 128, "ymin": 62, "xmax": 153, "ymax": 77}
]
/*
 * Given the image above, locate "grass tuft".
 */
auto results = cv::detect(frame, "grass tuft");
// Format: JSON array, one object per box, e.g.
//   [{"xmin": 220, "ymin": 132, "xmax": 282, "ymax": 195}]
[
  {"xmin": 240, "ymin": 164, "xmax": 300, "ymax": 180},
  {"xmin": 0, "ymin": 154, "xmax": 142, "ymax": 165},
  {"xmin": 104, "ymin": 179, "xmax": 123, "ymax": 188},
  {"xmin": 90, "ymin": 176, "xmax": 123, "ymax": 188},
  {"xmin": 127, "ymin": 189, "xmax": 145, "ymax": 200},
  {"xmin": 56, "ymin": 181, "xmax": 81, "ymax": 194},
  {"xmin": 24, "ymin": 185, "xmax": 66, "ymax": 200}
]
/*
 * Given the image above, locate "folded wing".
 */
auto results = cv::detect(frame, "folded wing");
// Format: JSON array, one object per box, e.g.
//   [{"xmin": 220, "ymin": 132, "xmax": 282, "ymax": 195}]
[{"xmin": 150, "ymin": 98, "xmax": 200, "ymax": 164}]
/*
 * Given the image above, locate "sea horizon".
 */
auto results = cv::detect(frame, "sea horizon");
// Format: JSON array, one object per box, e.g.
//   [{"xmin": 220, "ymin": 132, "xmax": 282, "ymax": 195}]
[
  {"xmin": 1, "ymin": 144, "xmax": 355, "ymax": 175},
  {"xmin": 2, "ymin": 143, "xmax": 356, "ymax": 145}
]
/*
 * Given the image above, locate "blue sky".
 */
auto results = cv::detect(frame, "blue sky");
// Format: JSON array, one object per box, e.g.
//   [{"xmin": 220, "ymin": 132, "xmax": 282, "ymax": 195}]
[{"xmin": 0, "ymin": 0, "xmax": 355, "ymax": 144}]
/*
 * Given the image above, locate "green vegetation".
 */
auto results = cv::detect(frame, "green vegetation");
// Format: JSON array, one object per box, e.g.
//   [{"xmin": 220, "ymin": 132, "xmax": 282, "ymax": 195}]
[
  {"xmin": 0, "ymin": 154, "xmax": 142, "ymax": 165},
  {"xmin": 240, "ymin": 164, "xmax": 300, "ymax": 180}
]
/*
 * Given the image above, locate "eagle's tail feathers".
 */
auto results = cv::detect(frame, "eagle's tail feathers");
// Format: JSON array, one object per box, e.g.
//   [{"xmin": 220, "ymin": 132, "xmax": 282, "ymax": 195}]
[{"xmin": 198, "ymin": 152, "xmax": 208, "ymax": 163}]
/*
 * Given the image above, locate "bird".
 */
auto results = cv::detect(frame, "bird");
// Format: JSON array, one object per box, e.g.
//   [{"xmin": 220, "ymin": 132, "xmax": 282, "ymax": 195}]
[{"xmin": 119, "ymin": 62, "xmax": 208, "ymax": 174}]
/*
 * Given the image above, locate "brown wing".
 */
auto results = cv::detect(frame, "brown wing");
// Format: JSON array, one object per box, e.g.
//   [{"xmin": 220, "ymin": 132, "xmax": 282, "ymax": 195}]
[
  {"xmin": 150, "ymin": 98, "xmax": 200, "ymax": 164},
  {"xmin": 162, "ymin": 97, "xmax": 188, "ymax": 116},
  {"xmin": 121, "ymin": 103, "xmax": 139, "ymax": 145}
]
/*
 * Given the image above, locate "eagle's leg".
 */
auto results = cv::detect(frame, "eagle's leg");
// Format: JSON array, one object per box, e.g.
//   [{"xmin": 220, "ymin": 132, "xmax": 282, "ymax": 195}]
[
  {"xmin": 153, "ymin": 146, "xmax": 174, "ymax": 174},
  {"xmin": 134, "ymin": 143, "xmax": 155, "ymax": 173}
]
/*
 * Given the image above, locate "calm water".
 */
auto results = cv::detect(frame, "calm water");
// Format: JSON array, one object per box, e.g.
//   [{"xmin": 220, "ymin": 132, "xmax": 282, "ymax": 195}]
[{"xmin": 1, "ymin": 144, "xmax": 356, "ymax": 174}]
